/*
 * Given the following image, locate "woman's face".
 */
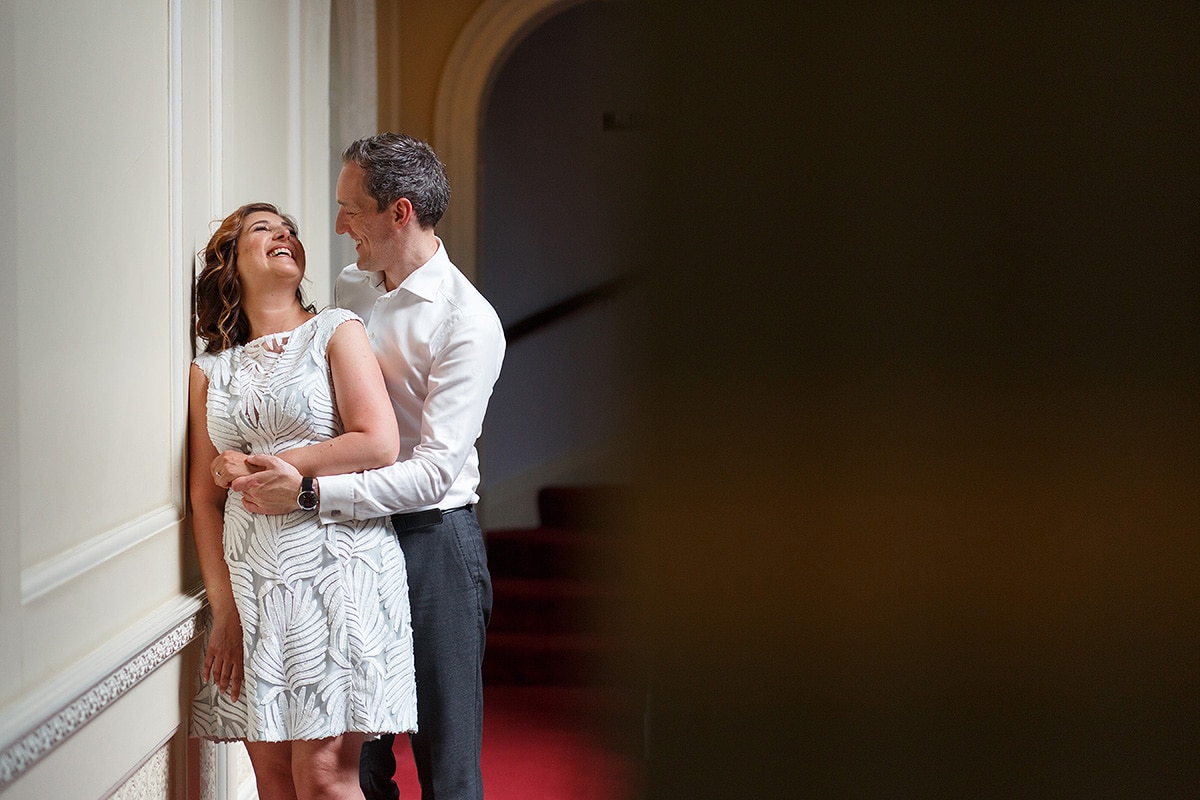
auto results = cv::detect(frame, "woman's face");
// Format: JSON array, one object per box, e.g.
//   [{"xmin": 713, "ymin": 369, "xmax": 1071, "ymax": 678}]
[{"xmin": 235, "ymin": 211, "xmax": 306, "ymax": 287}]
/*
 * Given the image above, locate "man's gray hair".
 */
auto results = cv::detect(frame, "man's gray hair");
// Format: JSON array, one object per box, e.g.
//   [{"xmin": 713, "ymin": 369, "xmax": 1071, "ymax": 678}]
[{"xmin": 342, "ymin": 132, "xmax": 451, "ymax": 228}]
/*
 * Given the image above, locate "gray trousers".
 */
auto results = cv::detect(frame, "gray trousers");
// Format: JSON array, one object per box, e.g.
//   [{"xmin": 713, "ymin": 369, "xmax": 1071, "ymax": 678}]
[{"xmin": 360, "ymin": 506, "xmax": 492, "ymax": 800}]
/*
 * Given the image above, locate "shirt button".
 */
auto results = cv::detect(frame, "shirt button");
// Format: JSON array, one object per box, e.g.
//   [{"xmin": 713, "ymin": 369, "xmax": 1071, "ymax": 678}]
[{"xmin": 331, "ymin": 510, "xmax": 342, "ymax": 518}]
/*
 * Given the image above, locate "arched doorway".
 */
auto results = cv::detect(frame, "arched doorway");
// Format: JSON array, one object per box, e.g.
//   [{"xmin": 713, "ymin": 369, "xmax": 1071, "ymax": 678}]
[
  {"xmin": 446, "ymin": 1, "xmax": 648, "ymax": 527},
  {"xmin": 432, "ymin": 0, "xmax": 592, "ymax": 283}
]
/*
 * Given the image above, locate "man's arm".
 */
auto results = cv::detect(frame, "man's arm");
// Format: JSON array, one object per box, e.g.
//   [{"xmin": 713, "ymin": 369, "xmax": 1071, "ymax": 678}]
[
  {"xmin": 230, "ymin": 318, "xmax": 403, "ymax": 513},
  {"xmin": 235, "ymin": 311, "xmax": 504, "ymax": 519}
]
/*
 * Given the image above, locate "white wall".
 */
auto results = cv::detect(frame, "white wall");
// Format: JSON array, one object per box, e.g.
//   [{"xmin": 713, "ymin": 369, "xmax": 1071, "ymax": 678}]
[
  {"xmin": 477, "ymin": 1, "xmax": 648, "ymax": 528},
  {"xmin": 0, "ymin": 0, "xmax": 333, "ymax": 796}
]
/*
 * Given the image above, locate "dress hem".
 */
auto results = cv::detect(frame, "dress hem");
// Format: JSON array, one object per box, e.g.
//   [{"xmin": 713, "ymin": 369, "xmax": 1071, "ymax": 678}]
[{"xmin": 190, "ymin": 726, "xmax": 418, "ymax": 745}]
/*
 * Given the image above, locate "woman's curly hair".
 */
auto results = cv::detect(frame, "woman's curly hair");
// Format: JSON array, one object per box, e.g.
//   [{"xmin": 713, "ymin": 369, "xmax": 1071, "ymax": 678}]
[{"xmin": 194, "ymin": 202, "xmax": 315, "ymax": 353}]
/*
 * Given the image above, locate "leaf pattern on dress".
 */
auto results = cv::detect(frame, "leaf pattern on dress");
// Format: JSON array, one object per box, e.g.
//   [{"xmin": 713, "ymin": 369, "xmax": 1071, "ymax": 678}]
[{"xmin": 190, "ymin": 309, "xmax": 416, "ymax": 743}]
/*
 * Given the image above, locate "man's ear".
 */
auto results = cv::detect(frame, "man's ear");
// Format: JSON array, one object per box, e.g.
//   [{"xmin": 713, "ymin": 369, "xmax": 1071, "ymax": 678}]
[{"xmin": 391, "ymin": 197, "xmax": 414, "ymax": 227}]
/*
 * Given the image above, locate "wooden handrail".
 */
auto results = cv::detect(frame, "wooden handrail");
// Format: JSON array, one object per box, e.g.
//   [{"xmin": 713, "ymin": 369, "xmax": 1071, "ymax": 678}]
[{"xmin": 503, "ymin": 273, "xmax": 636, "ymax": 344}]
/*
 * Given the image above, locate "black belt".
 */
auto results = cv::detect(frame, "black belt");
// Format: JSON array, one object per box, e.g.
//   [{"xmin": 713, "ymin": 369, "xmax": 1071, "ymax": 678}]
[{"xmin": 390, "ymin": 505, "xmax": 472, "ymax": 532}]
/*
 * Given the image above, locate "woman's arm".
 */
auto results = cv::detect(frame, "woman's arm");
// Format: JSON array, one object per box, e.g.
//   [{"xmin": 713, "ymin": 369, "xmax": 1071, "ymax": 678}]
[
  {"xmin": 188, "ymin": 363, "xmax": 244, "ymax": 702},
  {"xmin": 223, "ymin": 320, "xmax": 402, "ymax": 513},
  {"xmin": 277, "ymin": 318, "xmax": 400, "ymax": 476},
  {"xmin": 210, "ymin": 319, "xmax": 399, "ymax": 486}
]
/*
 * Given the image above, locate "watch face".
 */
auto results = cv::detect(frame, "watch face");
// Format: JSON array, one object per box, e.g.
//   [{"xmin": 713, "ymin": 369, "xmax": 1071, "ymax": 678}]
[{"xmin": 298, "ymin": 476, "xmax": 316, "ymax": 510}]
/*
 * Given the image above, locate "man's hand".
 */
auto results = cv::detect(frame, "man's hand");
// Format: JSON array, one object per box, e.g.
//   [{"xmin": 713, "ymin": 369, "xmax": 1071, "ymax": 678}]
[
  {"xmin": 210, "ymin": 450, "xmax": 261, "ymax": 489},
  {"xmin": 230, "ymin": 454, "xmax": 303, "ymax": 514}
]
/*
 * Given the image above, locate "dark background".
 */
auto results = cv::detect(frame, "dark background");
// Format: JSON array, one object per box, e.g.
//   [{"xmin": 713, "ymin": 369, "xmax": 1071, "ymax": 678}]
[{"xmin": 627, "ymin": 4, "xmax": 1200, "ymax": 797}]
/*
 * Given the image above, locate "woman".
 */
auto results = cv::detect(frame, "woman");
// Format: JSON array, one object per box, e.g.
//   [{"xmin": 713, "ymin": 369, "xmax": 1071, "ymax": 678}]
[{"xmin": 188, "ymin": 202, "xmax": 417, "ymax": 799}]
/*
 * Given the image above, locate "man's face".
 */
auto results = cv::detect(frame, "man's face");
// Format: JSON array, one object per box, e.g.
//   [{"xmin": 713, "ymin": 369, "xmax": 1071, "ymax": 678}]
[{"xmin": 335, "ymin": 162, "xmax": 395, "ymax": 272}]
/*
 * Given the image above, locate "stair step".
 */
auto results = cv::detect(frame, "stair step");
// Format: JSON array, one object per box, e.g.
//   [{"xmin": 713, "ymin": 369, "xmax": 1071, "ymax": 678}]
[
  {"xmin": 486, "ymin": 526, "xmax": 620, "ymax": 581},
  {"xmin": 494, "ymin": 577, "xmax": 623, "ymax": 599},
  {"xmin": 483, "ymin": 485, "xmax": 633, "ymax": 686},
  {"xmin": 490, "ymin": 577, "xmax": 628, "ymax": 635},
  {"xmin": 484, "ymin": 632, "xmax": 628, "ymax": 685},
  {"xmin": 489, "ymin": 631, "xmax": 617, "ymax": 652}
]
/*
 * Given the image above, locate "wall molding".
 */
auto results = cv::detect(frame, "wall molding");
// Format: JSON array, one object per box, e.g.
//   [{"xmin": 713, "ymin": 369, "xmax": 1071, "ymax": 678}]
[
  {"xmin": 19, "ymin": 504, "xmax": 184, "ymax": 604},
  {"xmin": 210, "ymin": 0, "xmax": 223, "ymax": 216},
  {"xmin": 169, "ymin": 0, "xmax": 189, "ymax": 517},
  {"xmin": 288, "ymin": 0, "xmax": 304, "ymax": 218},
  {"xmin": 103, "ymin": 735, "xmax": 173, "ymax": 800},
  {"xmin": 0, "ymin": 589, "xmax": 206, "ymax": 790},
  {"xmin": 433, "ymin": 0, "xmax": 589, "ymax": 282}
]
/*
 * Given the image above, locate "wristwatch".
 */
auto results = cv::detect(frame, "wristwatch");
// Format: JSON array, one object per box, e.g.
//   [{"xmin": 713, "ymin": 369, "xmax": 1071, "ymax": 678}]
[{"xmin": 297, "ymin": 477, "xmax": 319, "ymax": 511}]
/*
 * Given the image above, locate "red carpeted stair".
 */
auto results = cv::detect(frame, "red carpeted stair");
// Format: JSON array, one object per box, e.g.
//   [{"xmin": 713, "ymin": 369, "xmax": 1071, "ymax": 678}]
[
  {"xmin": 485, "ymin": 485, "xmax": 631, "ymax": 686},
  {"xmin": 391, "ymin": 486, "xmax": 643, "ymax": 799}
]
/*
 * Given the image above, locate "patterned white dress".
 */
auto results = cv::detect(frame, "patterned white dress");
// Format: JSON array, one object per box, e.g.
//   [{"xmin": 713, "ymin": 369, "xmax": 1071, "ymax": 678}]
[{"xmin": 190, "ymin": 308, "xmax": 417, "ymax": 742}]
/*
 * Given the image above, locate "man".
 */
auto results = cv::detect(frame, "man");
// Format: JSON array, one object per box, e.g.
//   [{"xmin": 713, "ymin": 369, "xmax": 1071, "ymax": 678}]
[{"xmin": 230, "ymin": 132, "xmax": 505, "ymax": 800}]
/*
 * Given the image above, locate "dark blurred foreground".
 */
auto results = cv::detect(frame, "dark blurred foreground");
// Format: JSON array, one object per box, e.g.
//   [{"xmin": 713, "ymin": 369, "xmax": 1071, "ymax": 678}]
[{"xmin": 619, "ymin": 4, "xmax": 1200, "ymax": 797}]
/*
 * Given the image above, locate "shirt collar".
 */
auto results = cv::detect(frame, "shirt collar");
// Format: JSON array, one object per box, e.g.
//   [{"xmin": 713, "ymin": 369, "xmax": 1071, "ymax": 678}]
[{"xmin": 395, "ymin": 237, "xmax": 448, "ymax": 302}]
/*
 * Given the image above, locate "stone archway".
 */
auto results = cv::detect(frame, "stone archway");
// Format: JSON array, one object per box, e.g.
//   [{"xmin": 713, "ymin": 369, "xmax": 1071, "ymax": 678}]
[{"xmin": 432, "ymin": 0, "xmax": 590, "ymax": 281}]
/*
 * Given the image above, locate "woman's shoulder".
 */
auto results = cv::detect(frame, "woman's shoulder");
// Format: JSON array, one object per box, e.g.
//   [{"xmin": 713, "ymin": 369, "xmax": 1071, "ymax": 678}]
[
  {"xmin": 191, "ymin": 346, "xmax": 234, "ymax": 385},
  {"xmin": 316, "ymin": 306, "xmax": 363, "ymax": 327},
  {"xmin": 192, "ymin": 348, "xmax": 226, "ymax": 370},
  {"xmin": 312, "ymin": 307, "xmax": 366, "ymax": 351}
]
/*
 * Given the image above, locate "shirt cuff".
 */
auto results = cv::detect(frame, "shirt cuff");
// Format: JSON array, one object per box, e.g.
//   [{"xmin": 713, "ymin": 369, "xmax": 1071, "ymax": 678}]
[{"xmin": 317, "ymin": 472, "xmax": 356, "ymax": 525}]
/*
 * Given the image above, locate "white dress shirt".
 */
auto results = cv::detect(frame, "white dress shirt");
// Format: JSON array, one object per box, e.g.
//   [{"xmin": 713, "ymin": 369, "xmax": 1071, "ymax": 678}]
[{"xmin": 317, "ymin": 239, "xmax": 505, "ymax": 524}]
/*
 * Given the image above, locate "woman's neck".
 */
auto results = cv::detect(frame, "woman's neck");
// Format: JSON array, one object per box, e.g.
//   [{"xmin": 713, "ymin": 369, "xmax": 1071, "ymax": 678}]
[{"xmin": 244, "ymin": 293, "xmax": 312, "ymax": 341}]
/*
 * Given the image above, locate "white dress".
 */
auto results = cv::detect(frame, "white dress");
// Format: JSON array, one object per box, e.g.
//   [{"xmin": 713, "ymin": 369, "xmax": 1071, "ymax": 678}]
[{"xmin": 189, "ymin": 308, "xmax": 417, "ymax": 742}]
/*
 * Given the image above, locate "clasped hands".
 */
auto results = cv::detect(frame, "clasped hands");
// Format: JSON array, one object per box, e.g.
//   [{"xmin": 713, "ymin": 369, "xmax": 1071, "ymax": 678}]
[{"xmin": 210, "ymin": 450, "xmax": 305, "ymax": 514}]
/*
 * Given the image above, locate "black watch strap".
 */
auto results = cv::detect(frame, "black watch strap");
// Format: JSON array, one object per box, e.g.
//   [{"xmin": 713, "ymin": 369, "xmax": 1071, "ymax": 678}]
[{"xmin": 298, "ymin": 476, "xmax": 319, "ymax": 511}]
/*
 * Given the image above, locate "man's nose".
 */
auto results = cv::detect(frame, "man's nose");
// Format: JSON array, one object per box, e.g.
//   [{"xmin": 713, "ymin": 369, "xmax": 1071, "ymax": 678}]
[{"xmin": 335, "ymin": 209, "xmax": 348, "ymax": 234}]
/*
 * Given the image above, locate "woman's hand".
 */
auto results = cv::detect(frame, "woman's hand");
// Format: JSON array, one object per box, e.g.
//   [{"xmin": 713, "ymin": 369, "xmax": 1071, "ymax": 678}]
[
  {"xmin": 203, "ymin": 607, "xmax": 245, "ymax": 703},
  {"xmin": 211, "ymin": 451, "xmax": 261, "ymax": 489}
]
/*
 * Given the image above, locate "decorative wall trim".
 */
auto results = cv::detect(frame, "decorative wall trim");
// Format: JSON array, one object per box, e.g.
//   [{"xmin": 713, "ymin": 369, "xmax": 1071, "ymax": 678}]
[
  {"xmin": 199, "ymin": 738, "xmax": 217, "ymax": 800},
  {"xmin": 197, "ymin": 739, "xmax": 257, "ymax": 800},
  {"xmin": 104, "ymin": 737, "xmax": 172, "ymax": 800},
  {"xmin": 20, "ymin": 504, "xmax": 184, "ymax": 603},
  {"xmin": 432, "ymin": 0, "xmax": 589, "ymax": 282},
  {"xmin": 0, "ymin": 591, "xmax": 206, "ymax": 791}
]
